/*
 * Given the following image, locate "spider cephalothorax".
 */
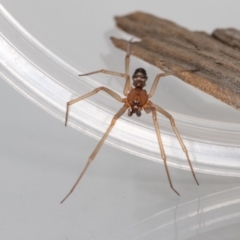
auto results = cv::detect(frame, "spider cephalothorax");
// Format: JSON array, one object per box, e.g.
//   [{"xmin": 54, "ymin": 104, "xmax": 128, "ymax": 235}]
[{"xmin": 61, "ymin": 40, "xmax": 199, "ymax": 203}]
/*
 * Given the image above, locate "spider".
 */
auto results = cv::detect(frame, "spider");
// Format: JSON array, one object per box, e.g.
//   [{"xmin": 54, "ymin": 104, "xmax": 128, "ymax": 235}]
[{"xmin": 61, "ymin": 40, "xmax": 199, "ymax": 203}]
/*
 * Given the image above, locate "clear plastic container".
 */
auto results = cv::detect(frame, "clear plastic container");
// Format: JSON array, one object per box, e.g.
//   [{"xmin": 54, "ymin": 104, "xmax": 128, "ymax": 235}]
[
  {"xmin": 110, "ymin": 186, "xmax": 240, "ymax": 239},
  {"xmin": 1, "ymin": 4, "xmax": 240, "ymax": 177}
]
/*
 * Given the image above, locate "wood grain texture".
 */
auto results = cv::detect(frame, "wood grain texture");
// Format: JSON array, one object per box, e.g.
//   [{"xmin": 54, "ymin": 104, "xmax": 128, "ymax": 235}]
[{"xmin": 111, "ymin": 11, "xmax": 240, "ymax": 110}]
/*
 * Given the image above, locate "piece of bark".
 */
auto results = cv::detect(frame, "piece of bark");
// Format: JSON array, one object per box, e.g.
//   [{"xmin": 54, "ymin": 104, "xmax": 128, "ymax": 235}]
[
  {"xmin": 111, "ymin": 11, "xmax": 240, "ymax": 110},
  {"xmin": 212, "ymin": 28, "xmax": 240, "ymax": 50}
]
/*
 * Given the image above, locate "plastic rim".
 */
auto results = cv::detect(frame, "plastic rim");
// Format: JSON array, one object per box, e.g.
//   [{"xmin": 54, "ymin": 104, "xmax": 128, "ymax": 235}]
[{"xmin": 1, "ymin": 4, "xmax": 240, "ymax": 177}]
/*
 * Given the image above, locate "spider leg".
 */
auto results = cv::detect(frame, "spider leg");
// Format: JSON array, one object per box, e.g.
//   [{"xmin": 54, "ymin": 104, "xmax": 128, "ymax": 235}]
[
  {"xmin": 79, "ymin": 69, "xmax": 130, "ymax": 96},
  {"xmin": 125, "ymin": 40, "xmax": 131, "ymax": 76},
  {"xmin": 148, "ymin": 69, "xmax": 199, "ymax": 98},
  {"xmin": 151, "ymin": 106, "xmax": 180, "ymax": 196},
  {"xmin": 148, "ymin": 73, "xmax": 172, "ymax": 98},
  {"xmin": 151, "ymin": 103, "xmax": 199, "ymax": 185},
  {"xmin": 65, "ymin": 86, "xmax": 125, "ymax": 126},
  {"xmin": 61, "ymin": 104, "xmax": 128, "ymax": 204},
  {"xmin": 124, "ymin": 39, "xmax": 133, "ymax": 94}
]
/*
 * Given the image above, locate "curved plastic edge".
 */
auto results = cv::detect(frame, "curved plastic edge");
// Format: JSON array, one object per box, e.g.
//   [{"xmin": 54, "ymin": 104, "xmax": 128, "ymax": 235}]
[
  {"xmin": 1, "ymin": 4, "xmax": 240, "ymax": 177},
  {"xmin": 109, "ymin": 186, "xmax": 240, "ymax": 239}
]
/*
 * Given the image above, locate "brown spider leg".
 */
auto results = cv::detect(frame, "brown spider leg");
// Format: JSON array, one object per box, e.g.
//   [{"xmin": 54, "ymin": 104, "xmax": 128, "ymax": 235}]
[
  {"xmin": 124, "ymin": 39, "xmax": 133, "ymax": 94},
  {"xmin": 65, "ymin": 86, "xmax": 125, "ymax": 126},
  {"xmin": 61, "ymin": 104, "xmax": 128, "ymax": 204},
  {"xmin": 151, "ymin": 103, "xmax": 199, "ymax": 186},
  {"xmin": 148, "ymin": 69, "xmax": 199, "ymax": 99},
  {"xmin": 151, "ymin": 106, "xmax": 180, "ymax": 196},
  {"xmin": 78, "ymin": 69, "xmax": 130, "ymax": 96},
  {"xmin": 148, "ymin": 73, "xmax": 172, "ymax": 98}
]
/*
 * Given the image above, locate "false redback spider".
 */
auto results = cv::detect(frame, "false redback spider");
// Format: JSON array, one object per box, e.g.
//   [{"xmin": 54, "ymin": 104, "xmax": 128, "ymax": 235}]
[{"xmin": 61, "ymin": 40, "xmax": 199, "ymax": 203}]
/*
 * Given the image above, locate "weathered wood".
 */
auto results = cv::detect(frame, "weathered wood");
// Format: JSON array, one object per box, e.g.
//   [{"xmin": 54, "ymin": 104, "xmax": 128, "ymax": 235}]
[
  {"xmin": 212, "ymin": 28, "xmax": 240, "ymax": 50},
  {"xmin": 111, "ymin": 11, "xmax": 240, "ymax": 110}
]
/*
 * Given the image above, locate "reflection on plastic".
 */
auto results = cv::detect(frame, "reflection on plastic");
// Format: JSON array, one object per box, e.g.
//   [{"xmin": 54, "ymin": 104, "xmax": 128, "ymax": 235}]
[
  {"xmin": 1, "ymin": 4, "xmax": 240, "ymax": 178},
  {"xmin": 109, "ymin": 187, "xmax": 240, "ymax": 240}
]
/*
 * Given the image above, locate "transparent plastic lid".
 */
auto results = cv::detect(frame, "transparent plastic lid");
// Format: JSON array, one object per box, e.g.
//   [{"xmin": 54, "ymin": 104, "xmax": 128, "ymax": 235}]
[{"xmin": 1, "ymin": 4, "xmax": 240, "ymax": 177}]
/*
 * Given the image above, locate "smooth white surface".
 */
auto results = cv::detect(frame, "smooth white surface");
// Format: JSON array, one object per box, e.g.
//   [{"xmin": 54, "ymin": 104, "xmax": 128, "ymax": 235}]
[
  {"xmin": 1, "ymin": 1, "xmax": 240, "ymax": 239},
  {"xmin": 1, "ymin": 79, "xmax": 240, "ymax": 239}
]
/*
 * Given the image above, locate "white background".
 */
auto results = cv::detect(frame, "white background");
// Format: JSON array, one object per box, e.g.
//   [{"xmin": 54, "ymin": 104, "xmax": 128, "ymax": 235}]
[{"xmin": 1, "ymin": 1, "xmax": 240, "ymax": 239}]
